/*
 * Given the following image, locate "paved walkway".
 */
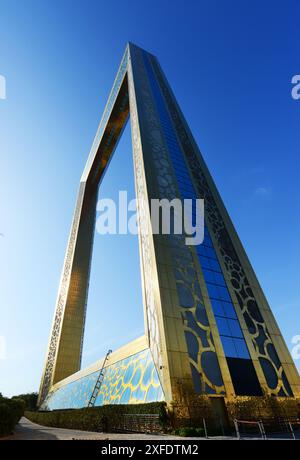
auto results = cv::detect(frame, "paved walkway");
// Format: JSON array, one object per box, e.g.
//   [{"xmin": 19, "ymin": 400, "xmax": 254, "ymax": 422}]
[
  {"xmin": 3, "ymin": 417, "xmax": 207, "ymax": 441},
  {"xmin": 4, "ymin": 417, "xmax": 297, "ymax": 441}
]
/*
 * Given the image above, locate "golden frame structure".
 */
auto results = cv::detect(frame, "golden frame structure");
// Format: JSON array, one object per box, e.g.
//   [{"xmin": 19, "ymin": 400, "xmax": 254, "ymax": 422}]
[{"xmin": 38, "ymin": 43, "xmax": 300, "ymax": 408}]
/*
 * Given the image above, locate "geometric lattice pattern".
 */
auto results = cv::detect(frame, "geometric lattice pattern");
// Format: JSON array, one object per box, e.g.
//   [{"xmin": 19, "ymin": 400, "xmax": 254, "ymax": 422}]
[
  {"xmin": 40, "ymin": 349, "xmax": 164, "ymax": 410},
  {"xmin": 39, "ymin": 42, "xmax": 299, "ymax": 410},
  {"xmin": 148, "ymin": 53, "xmax": 299, "ymax": 398}
]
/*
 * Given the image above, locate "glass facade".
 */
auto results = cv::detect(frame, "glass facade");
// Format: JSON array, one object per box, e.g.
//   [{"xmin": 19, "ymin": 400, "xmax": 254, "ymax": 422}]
[
  {"xmin": 197, "ymin": 227, "xmax": 250, "ymax": 360},
  {"xmin": 142, "ymin": 50, "xmax": 261, "ymax": 396},
  {"xmin": 40, "ymin": 349, "xmax": 164, "ymax": 410},
  {"xmin": 143, "ymin": 51, "xmax": 225, "ymax": 394}
]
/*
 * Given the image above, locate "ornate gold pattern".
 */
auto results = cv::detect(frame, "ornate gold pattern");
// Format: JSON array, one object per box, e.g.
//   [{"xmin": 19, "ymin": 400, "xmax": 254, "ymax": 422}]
[
  {"xmin": 39, "ymin": 43, "xmax": 298, "ymax": 410},
  {"xmin": 150, "ymin": 56, "xmax": 293, "ymax": 396},
  {"xmin": 40, "ymin": 349, "xmax": 163, "ymax": 410},
  {"xmin": 131, "ymin": 47, "xmax": 225, "ymax": 395},
  {"xmin": 127, "ymin": 54, "xmax": 163, "ymax": 379},
  {"xmin": 39, "ymin": 184, "xmax": 86, "ymax": 403}
]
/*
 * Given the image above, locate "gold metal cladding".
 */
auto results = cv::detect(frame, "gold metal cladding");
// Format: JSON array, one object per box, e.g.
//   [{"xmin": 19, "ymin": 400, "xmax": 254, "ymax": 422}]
[
  {"xmin": 50, "ymin": 335, "xmax": 148, "ymax": 392},
  {"xmin": 147, "ymin": 54, "xmax": 300, "ymax": 398},
  {"xmin": 38, "ymin": 48, "xmax": 130, "ymax": 404},
  {"xmin": 39, "ymin": 42, "xmax": 299, "ymax": 407}
]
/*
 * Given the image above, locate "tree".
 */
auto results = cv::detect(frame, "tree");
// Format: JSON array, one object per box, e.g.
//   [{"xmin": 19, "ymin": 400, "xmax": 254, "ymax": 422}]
[{"xmin": 12, "ymin": 392, "xmax": 38, "ymax": 411}]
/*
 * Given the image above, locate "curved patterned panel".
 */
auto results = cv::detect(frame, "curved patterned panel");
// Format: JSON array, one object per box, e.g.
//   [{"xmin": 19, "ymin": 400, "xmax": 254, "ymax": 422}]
[
  {"xmin": 150, "ymin": 57, "xmax": 292, "ymax": 396},
  {"xmin": 170, "ymin": 235, "xmax": 224, "ymax": 394},
  {"xmin": 40, "ymin": 349, "xmax": 164, "ymax": 410},
  {"xmin": 132, "ymin": 48, "xmax": 225, "ymax": 395},
  {"xmin": 96, "ymin": 349, "xmax": 163, "ymax": 405}
]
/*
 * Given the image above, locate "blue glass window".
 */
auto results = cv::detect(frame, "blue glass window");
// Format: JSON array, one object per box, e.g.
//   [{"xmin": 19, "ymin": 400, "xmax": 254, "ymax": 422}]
[
  {"xmin": 210, "ymin": 259, "xmax": 221, "ymax": 272},
  {"xmin": 234, "ymin": 338, "xmax": 250, "ymax": 359},
  {"xmin": 202, "ymin": 269, "xmax": 215, "ymax": 284},
  {"xmin": 222, "ymin": 302, "xmax": 238, "ymax": 319},
  {"xmin": 203, "ymin": 235, "xmax": 213, "ymax": 247},
  {"xmin": 218, "ymin": 286, "xmax": 231, "ymax": 302},
  {"xmin": 200, "ymin": 257, "xmax": 212, "ymax": 270},
  {"xmin": 222, "ymin": 337, "xmax": 237, "ymax": 358},
  {"xmin": 142, "ymin": 50, "xmax": 251, "ymax": 366},
  {"xmin": 205, "ymin": 247, "xmax": 217, "ymax": 259},
  {"xmin": 197, "ymin": 245, "xmax": 208, "ymax": 257},
  {"xmin": 206, "ymin": 283, "xmax": 220, "ymax": 299},
  {"xmin": 216, "ymin": 317, "xmax": 231, "ymax": 336},
  {"xmin": 228, "ymin": 319, "xmax": 244, "ymax": 338},
  {"xmin": 214, "ymin": 272, "xmax": 226, "ymax": 286},
  {"xmin": 210, "ymin": 299, "xmax": 224, "ymax": 316}
]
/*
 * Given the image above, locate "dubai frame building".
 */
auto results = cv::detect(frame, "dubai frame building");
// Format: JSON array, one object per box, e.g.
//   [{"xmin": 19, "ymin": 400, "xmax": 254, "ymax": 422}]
[{"xmin": 38, "ymin": 43, "xmax": 300, "ymax": 412}]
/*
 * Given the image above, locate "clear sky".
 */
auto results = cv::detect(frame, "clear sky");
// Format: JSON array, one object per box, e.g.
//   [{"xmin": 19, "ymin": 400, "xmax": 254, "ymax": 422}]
[{"xmin": 0, "ymin": 0, "xmax": 299, "ymax": 397}]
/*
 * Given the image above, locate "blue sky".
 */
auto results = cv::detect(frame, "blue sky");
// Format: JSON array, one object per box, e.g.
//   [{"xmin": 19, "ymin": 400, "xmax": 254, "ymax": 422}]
[{"xmin": 0, "ymin": 0, "xmax": 299, "ymax": 397}]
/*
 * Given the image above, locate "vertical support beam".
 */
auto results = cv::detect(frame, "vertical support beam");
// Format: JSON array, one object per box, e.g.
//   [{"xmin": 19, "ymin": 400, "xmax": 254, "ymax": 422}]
[
  {"xmin": 38, "ymin": 182, "xmax": 97, "ymax": 404},
  {"xmin": 127, "ymin": 43, "xmax": 230, "ymax": 404},
  {"xmin": 51, "ymin": 184, "xmax": 98, "ymax": 385}
]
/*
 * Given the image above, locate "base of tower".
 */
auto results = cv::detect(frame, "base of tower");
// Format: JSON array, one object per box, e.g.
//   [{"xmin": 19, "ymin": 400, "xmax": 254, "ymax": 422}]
[{"xmin": 40, "ymin": 336, "xmax": 164, "ymax": 411}]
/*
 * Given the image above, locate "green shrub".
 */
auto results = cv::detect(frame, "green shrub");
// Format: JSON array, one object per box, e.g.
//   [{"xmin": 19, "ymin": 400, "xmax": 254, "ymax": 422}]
[
  {"xmin": 226, "ymin": 395, "xmax": 300, "ymax": 422},
  {"xmin": 9, "ymin": 398, "xmax": 25, "ymax": 420},
  {"xmin": 173, "ymin": 426, "xmax": 205, "ymax": 437},
  {"xmin": 0, "ymin": 403, "xmax": 15, "ymax": 436},
  {"xmin": 26, "ymin": 402, "xmax": 169, "ymax": 433},
  {"xmin": 0, "ymin": 396, "xmax": 25, "ymax": 436},
  {"xmin": 12, "ymin": 392, "xmax": 38, "ymax": 411}
]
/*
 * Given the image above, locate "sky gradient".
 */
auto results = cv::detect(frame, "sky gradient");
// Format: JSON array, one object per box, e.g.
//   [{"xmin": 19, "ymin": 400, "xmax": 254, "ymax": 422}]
[{"xmin": 0, "ymin": 0, "xmax": 299, "ymax": 397}]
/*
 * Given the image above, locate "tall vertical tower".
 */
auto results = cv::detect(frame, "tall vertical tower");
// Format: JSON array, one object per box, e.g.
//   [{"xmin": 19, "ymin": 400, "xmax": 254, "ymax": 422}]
[{"xmin": 39, "ymin": 43, "xmax": 299, "ymax": 409}]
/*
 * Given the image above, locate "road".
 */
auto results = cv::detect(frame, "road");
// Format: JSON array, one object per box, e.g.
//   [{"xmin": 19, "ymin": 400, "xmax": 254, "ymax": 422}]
[
  {"xmin": 2, "ymin": 417, "xmax": 203, "ymax": 440},
  {"xmin": 3, "ymin": 417, "xmax": 297, "ymax": 441}
]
